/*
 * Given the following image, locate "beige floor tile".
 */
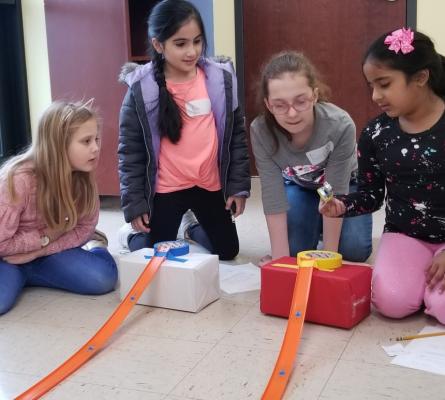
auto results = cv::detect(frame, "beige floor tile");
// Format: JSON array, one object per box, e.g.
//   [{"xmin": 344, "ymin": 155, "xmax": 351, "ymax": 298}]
[
  {"xmin": 122, "ymin": 298, "xmax": 252, "ymax": 343},
  {"xmin": 43, "ymin": 381, "xmax": 165, "ymax": 400},
  {"xmin": 0, "ymin": 322, "xmax": 96, "ymax": 375},
  {"xmin": 341, "ymin": 311, "xmax": 437, "ymax": 365},
  {"xmin": 280, "ymin": 352, "xmax": 340, "ymax": 400},
  {"xmin": 0, "ymin": 321, "xmax": 212, "ymax": 397},
  {"xmin": 220, "ymin": 306, "xmax": 353, "ymax": 359},
  {"xmin": 0, "ymin": 287, "xmax": 68, "ymax": 323},
  {"xmin": 20, "ymin": 291, "xmax": 141, "ymax": 330},
  {"xmin": 319, "ymin": 359, "xmax": 445, "ymax": 400},
  {"xmin": 170, "ymin": 343, "xmax": 338, "ymax": 400},
  {"xmin": 69, "ymin": 333, "xmax": 214, "ymax": 394},
  {"xmin": 0, "ymin": 372, "xmax": 38, "ymax": 400}
]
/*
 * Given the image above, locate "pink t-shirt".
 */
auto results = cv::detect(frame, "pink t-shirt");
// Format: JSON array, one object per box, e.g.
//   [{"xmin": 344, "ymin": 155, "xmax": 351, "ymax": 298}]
[{"xmin": 156, "ymin": 68, "xmax": 221, "ymax": 193}]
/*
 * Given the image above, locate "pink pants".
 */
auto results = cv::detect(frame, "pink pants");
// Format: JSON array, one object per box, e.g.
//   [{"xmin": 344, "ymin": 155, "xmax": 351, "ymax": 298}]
[{"xmin": 372, "ymin": 232, "xmax": 445, "ymax": 324}]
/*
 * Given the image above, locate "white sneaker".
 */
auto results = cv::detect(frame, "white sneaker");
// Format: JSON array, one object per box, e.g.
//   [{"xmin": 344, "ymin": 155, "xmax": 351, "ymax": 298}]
[
  {"xmin": 82, "ymin": 229, "xmax": 109, "ymax": 250},
  {"xmin": 177, "ymin": 210, "xmax": 199, "ymax": 240},
  {"xmin": 117, "ymin": 223, "xmax": 137, "ymax": 249}
]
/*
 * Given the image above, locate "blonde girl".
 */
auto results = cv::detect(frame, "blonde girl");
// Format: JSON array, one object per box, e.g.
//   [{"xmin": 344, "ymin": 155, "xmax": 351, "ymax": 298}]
[{"xmin": 0, "ymin": 100, "xmax": 117, "ymax": 315}]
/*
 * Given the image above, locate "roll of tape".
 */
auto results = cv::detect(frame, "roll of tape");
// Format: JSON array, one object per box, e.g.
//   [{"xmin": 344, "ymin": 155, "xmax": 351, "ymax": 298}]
[{"xmin": 297, "ymin": 250, "xmax": 342, "ymax": 270}]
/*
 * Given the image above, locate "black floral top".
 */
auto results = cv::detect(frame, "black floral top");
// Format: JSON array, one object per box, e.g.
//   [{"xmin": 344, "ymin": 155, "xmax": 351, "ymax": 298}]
[{"xmin": 338, "ymin": 112, "xmax": 445, "ymax": 243}]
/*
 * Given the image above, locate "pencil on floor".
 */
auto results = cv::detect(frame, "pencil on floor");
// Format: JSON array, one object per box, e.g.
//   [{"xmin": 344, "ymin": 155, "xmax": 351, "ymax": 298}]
[{"xmin": 390, "ymin": 331, "xmax": 445, "ymax": 341}]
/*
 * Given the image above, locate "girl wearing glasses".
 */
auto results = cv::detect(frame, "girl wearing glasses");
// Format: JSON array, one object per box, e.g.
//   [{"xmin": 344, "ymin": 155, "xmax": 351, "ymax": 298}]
[{"xmin": 251, "ymin": 51, "xmax": 372, "ymax": 266}]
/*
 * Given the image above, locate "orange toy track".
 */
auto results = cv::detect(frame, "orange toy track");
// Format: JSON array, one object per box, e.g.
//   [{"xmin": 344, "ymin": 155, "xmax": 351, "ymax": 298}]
[
  {"xmin": 15, "ymin": 242, "xmax": 173, "ymax": 400},
  {"xmin": 261, "ymin": 258, "xmax": 315, "ymax": 400}
]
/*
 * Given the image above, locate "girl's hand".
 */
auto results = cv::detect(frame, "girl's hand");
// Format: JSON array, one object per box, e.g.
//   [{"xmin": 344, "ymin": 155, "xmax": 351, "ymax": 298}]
[
  {"xmin": 131, "ymin": 214, "xmax": 150, "ymax": 233},
  {"xmin": 43, "ymin": 227, "xmax": 65, "ymax": 242},
  {"xmin": 225, "ymin": 196, "xmax": 246, "ymax": 218},
  {"xmin": 4, "ymin": 248, "xmax": 45, "ymax": 265},
  {"xmin": 318, "ymin": 198, "xmax": 346, "ymax": 217},
  {"xmin": 426, "ymin": 250, "xmax": 445, "ymax": 293}
]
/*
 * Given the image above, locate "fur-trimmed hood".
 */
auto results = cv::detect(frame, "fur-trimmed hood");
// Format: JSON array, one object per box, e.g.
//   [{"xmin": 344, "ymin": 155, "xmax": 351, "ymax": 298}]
[
  {"xmin": 118, "ymin": 62, "xmax": 154, "ymax": 87},
  {"xmin": 118, "ymin": 56, "xmax": 235, "ymax": 87},
  {"xmin": 118, "ymin": 62, "xmax": 139, "ymax": 84}
]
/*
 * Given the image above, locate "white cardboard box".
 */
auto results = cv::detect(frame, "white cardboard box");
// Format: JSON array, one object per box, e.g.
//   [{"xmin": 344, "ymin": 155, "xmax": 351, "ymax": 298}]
[{"xmin": 117, "ymin": 248, "xmax": 220, "ymax": 312}]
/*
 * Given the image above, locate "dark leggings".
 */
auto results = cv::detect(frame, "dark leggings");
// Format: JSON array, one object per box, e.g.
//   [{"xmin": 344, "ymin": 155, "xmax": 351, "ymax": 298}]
[{"xmin": 128, "ymin": 187, "xmax": 239, "ymax": 260}]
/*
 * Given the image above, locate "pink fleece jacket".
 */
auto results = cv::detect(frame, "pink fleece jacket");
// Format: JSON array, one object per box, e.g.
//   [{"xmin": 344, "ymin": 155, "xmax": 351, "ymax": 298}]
[{"xmin": 0, "ymin": 167, "xmax": 98, "ymax": 257}]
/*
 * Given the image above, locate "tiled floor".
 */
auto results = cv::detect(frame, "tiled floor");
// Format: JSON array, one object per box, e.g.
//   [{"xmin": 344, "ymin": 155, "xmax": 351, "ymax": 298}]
[{"xmin": 1, "ymin": 178, "xmax": 443, "ymax": 399}]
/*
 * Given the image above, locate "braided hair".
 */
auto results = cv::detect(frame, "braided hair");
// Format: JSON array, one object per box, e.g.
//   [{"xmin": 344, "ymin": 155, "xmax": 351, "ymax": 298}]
[{"xmin": 148, "ymin": 0, "xmax": 207, "ymax": 143}]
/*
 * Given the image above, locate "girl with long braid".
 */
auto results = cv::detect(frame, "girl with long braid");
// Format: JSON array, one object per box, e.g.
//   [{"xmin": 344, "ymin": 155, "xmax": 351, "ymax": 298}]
[{"xmin": 117, "ymin": 0, "xmax": 250, "ymax": 260}]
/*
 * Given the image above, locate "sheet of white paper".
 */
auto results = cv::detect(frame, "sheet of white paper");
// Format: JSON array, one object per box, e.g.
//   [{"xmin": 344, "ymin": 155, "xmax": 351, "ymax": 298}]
[
  {"xmin": 219, "ymin": 263, "xmax": 260, "ymax": 294},
  {"xmin": 382, "ymin": 343, "xmax": 406, "ymax": 357},
  {"xmin": 391, "ymin": 325, "xmax": 445, "ymax": 376}
]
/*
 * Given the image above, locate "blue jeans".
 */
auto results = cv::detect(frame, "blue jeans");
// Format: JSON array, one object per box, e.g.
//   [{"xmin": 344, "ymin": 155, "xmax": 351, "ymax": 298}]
[
  {"xmin": 285, "ymin": 182, "xmax": 373, "ymax": 262},
  {"xmin": 0, "ymin": 247, "xmax": 118, "ymax": 315}
]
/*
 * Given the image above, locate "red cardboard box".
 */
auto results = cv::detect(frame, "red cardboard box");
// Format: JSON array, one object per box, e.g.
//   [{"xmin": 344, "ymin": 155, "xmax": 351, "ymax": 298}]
[{"xmin": 260, "ymin": 256, "xmax": 372, "ymax": 329}]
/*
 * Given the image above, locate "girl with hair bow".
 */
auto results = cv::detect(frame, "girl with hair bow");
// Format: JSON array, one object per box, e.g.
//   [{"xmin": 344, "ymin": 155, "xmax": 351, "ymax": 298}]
[{"xmin": 320, "ymin": 28, "xmax": 445, "ymax": 324}]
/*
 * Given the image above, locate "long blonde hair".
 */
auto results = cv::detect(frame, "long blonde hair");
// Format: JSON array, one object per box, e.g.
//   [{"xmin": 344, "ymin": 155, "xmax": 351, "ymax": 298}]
[{"xmin": 0, "ymin": 100, "xmax": 99, "ymax": 231}]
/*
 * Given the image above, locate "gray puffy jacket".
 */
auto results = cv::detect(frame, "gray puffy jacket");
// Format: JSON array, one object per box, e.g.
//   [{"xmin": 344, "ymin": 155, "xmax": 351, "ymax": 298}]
[{"xmin": 118, "ymin": 58, "xmax": 251, "ymax": 222}]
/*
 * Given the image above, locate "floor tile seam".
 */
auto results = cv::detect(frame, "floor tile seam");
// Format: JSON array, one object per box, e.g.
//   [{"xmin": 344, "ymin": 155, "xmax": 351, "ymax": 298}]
[
  {"xmin": 49, "ymin": 372, "xmax": 172, "ymax": 396},
  {"xmin": 318, "ymin": 329, "xmax": 356, "ymax": 399},
  {"xmin": 0, "ymin": 319, "xmax": 97, "ymax": 331},
  {"xmin": 185, "ymin": 340, "xmax": 344, "ymax": 359},
  {"xmin": 0, "ymin": 369, "xmax": 40, "ymax": 378},
  {"xmin": 315, "ymin": 350, "xmax": 345, "ymax": 399},
  {"xmin": 10, "ymin": 301, "xmax": 145, "ymax": 331},
  {"xmin": 164, "ymin": 340, "xmax": 220, "ymax": 399},
  {"xmin": 1, "ymin": 320, "xmax": 116, "ymax": 332},
  {"xmin": 215, "ymin": 302, "xmax": 258, "ymax": 342},
  {"xmin": 110, "ymin": 331, "xmax": 219, "ymax": 345},
  {"xmin": 13, "ymin": 296, "xmax": 61, "ymax": 322},
  {"xmin": 317, "ymin": 356, "xmax": 400, "ymax": 399}
]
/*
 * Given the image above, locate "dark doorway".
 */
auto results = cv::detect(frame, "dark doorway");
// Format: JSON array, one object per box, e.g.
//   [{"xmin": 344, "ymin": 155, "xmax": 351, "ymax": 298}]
[{"xmin": 0, "ymin": 0, "xmax": 31, "ymax": 164}]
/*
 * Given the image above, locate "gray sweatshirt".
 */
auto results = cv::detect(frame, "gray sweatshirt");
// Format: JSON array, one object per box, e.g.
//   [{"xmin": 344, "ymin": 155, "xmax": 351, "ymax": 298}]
[{"xmin": 251, "ymin": 102, "xmax": 357, "ymax": 214}]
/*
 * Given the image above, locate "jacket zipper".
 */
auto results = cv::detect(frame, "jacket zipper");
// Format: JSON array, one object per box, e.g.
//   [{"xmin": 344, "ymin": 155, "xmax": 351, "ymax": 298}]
[
  {"xmin": 134, "ymin": 98, "xmax": 152, "ymax": 218},
  {"xmin": 223, "ymin": 111, "xmax": 234, "ymax": 201}
]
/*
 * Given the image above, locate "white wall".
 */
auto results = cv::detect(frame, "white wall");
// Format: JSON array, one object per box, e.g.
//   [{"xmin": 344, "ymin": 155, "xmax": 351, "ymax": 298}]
[
  {"xmin": 213, "ymin": 0, "xmax": 236, "ymax": 64},
  {"xmin": 21, "ymin": 0, "xmax": 51, "ymax": 138},
  {"xmin": 417, "ymin": 0, "xmax": 445, "ymax": 54}
]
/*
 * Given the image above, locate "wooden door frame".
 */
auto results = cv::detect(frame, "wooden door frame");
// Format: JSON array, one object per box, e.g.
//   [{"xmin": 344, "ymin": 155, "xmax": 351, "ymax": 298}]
[
  {"xmin": 234, "ymin": 0, "xmax": 417, "ymax": 113},
  {"xmin": 0, "ymin": 0, "xmax": 31, "ymax": 163}
]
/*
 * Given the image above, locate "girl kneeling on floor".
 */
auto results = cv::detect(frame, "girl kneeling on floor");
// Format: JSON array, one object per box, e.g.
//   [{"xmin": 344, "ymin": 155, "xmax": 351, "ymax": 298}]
[
  {"xmin": 118, "ymin": 0, "xmax": 250, "ymax": 260},
  {"xmin": 251, "ymin": 51, "xmax": 373, "ymax": 266},
  {"xmin": 320, "ymin": 28, "xmax": 445, "ymax": 324}
]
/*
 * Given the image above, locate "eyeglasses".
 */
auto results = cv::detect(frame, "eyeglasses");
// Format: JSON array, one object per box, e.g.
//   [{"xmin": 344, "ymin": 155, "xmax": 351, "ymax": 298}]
[{"xmin": 268, "ymin": 95, "xmax": 315, "ymax": 115}]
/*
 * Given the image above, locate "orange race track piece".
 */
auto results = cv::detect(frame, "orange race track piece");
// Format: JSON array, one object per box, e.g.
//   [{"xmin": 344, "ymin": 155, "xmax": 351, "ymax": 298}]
[
  {"xmin": 14, "ymin": 242, "xmax": 174, "ymax": 400},
  {"xmin": 261, "ymin": 258, "xmax": 315, "ymax": 400}
]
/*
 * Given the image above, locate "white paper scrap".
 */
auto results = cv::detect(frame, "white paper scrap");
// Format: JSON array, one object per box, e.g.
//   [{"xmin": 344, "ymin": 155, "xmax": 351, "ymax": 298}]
[
  {"xmin": 391, "ymin": 325, "xmax": 445, "ymax": 376},
  {"xmin": 219, "ymin": 263, "xmax": 260, "ymax": 294},
  {"xmin": 382, "ymin": 343, "xmax": 406, "ymax": 357}
]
